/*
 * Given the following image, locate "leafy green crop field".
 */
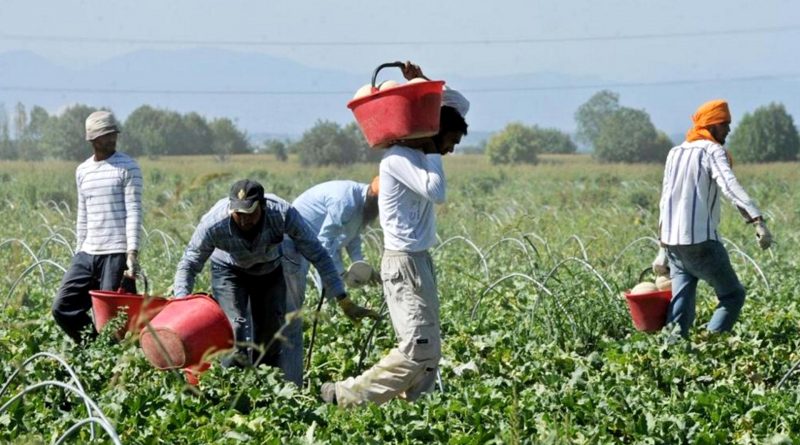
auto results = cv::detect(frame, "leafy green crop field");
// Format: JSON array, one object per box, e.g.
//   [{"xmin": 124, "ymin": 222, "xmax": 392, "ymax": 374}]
[{"xmin": 1, "ymin": 154, "xmax": 799, "ymax": 444}]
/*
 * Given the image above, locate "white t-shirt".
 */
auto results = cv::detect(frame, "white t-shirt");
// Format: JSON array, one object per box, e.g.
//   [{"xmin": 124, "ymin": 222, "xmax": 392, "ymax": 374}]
[{"xmin": 379, "ymin": 146, "xmax": 445, "ymax": 252}]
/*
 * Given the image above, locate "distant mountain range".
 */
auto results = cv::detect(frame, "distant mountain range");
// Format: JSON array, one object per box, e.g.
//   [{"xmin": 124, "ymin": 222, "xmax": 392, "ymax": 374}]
[{"xmin": 1, "ymin": 49, "xmax": 798, "ymax": 147}]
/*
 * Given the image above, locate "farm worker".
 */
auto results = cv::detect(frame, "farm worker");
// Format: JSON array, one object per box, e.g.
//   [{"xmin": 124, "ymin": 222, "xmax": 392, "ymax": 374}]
[
  {"xmin": 52, "ymin": 111, "xmax": 142, "ymax": 343},
  {"xmin": 321, "ymin": 62, "xmax": 469, "ymax": 407},
  {"xmin": 653, "ymin": 99, "xmax": 773, "ymax": 338},
  {"xmin": 280, "ymin": 178, "xmax": 381, "ymax": 386},
  {"xmin": 172, "ymin": 179, "xmax": 377, "ymax": 370}
]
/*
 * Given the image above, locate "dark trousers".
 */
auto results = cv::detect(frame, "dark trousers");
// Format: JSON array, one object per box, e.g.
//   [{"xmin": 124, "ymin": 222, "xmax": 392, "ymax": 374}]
[
  {"xmin": 210, "ymin": 262, "xmax": 286, "ymax": 368},
  {"xmin": 52, "ymin": 252, "xmax": 135, "ymax": 343}
]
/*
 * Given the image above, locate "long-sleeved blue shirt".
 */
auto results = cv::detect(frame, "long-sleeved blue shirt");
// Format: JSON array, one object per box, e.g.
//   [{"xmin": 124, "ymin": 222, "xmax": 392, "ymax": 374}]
[
  {"xmin": 173, "ymin": 194, "xmax": 345, "ymax": 298},
  {"xmin": 292, "ymin": 180, "xmax": 369, "ymax": 275}
]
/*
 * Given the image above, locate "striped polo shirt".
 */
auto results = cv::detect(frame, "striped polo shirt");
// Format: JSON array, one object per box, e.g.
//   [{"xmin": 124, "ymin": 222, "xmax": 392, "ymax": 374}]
[
  {"xmin": 75, "ymin": 151, "xmax": 143, "ymax": 254},
  {"xmin": 658, "ymin": 139, "xmax": 761, "ymax": 246}
]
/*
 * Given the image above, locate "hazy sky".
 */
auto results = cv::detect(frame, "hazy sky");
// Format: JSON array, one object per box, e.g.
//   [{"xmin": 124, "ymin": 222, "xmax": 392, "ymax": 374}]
[
  {"xmin": 2, "ymin": 0, "xmax": 798, "ymax": 80},
  {"xmin": 1, "ymin": 1, "xmax": 799, "ymax": 136}
]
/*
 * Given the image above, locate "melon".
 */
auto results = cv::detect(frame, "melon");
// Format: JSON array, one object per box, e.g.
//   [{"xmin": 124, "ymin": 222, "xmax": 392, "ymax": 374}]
[
  {"xmin": 655, "ymin": 275, "xmax": 672, "ymax": 291},
  {"xmin": 378, "ymin": 80, "xmax": 399, "ymax": 91},
  {"xmin": 630, "ymin": 281, "xmax": 658, "ymax": 295},
  {"xmin": 407, "ymin": 77, "xmax": 427, "ymax": 84},
  {"xmin": 353, "ymin": 83, "xmax": 374, "ymax": 100}
]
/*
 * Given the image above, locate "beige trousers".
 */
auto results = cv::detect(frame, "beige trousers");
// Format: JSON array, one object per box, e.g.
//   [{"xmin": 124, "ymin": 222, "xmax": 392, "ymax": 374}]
[{"xmin": 335, "ymin": 249, "xmax": 441, "ymax": 407}]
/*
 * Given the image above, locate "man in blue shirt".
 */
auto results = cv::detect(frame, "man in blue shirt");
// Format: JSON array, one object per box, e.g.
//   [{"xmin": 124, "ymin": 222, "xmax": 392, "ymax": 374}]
[
  {"xmin": 173, "ymin": 179, "xmax": 376, "ymax": 370},
  {"xmin": 280, "ymin": 178, "xmax": 381, "ymax": 385}
]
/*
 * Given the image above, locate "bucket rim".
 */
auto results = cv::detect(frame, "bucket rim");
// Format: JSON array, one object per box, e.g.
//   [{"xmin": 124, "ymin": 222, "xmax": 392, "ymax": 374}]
[
  {"xmin": 624, "ymin": 289, "xmax": 672, "ymax": 301},
  {"xmin": 89, "ymin": 290, "xmax": 168, "ymax": 301},
  {"xmin": 346, "ymin": 79, "xmax": 445, "ymax": 110}
]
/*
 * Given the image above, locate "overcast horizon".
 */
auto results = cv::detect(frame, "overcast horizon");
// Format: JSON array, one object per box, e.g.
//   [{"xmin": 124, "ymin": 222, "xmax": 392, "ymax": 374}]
[{"xmin": 2, "ymin": 0, "xmax": 799, "ymax": 139}]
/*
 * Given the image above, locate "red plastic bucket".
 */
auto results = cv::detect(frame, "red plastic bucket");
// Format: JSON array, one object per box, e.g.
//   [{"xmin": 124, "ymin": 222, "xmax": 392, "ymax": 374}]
[
  {"xmin": 90, "ymin": 290, "xmax": 168, "ymax": 339},
  {"xmin": 624, "ymin": 289, "xmax": 672, "ymax": 332},
  {"xmin": 140, "ymin": 294, "xmax": 233, "ymax": 371},
  {"xmin": 347, "ymin": 62, "xmax": 445, "ymax": 148}
]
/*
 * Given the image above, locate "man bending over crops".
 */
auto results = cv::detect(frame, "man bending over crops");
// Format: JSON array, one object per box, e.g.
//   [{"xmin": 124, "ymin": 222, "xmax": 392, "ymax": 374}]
[
  {"xmin": 52, "ymin": 111, "xmax": 142, "ymax": 343},
  {"xmin": 653, "ymin": 99, "xmax": 773, "ymax": 338},
  {"xmin": 281, "ymin": 178, "xmax": 381, "ymax": 386},
  {"xmin": 322, "ymin": 62, "xmax": 469, "ymax": 407},
  {"xmin": 172, "ymin": 179, "xmax": 377, "ymax": 370}
]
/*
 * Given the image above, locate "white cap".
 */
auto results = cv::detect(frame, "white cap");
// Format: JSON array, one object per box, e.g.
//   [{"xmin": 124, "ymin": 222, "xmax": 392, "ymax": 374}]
[
  {"xmin": 85, "ymin": 110, "xmax": 120, "ymax": 141},
  {"xmin": 442, "ymin": 87, "xmax": 470, "ymax": 118}
]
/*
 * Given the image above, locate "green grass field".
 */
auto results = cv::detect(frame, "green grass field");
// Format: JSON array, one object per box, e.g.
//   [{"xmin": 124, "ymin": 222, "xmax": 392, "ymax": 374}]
[{"xmin": 1, "ymin": 154, "xmax": 799, "ymax": 444}]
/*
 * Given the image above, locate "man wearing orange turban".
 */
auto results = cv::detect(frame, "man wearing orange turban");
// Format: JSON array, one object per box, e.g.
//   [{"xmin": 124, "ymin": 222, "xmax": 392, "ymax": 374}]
[
  {"xmin": 685, "ymin": 99, "xmax": 732, "ymax": 144},
  {"xmin": 652, "ymin": 99, "xmax": 773, "ymax": 338}
]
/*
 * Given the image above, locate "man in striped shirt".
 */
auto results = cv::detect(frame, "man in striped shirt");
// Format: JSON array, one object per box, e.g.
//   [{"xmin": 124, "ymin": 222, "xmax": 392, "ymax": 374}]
[
  {"xmin": 53, "ymin": 110, "xmax": 142, "ymax": 343},
  {"xmin": 654, "ymin": 99, "xmax": 773, "ymax": 338},
  {"xmin": 173, "ymin": 179, "xmax": 376, "ymax": 370}
]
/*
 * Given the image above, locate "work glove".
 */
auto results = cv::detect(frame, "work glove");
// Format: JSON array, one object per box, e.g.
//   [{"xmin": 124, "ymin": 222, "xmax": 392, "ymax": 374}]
[
  {"xmin": 370, "ymin": 269, "xmax": 382, "ymax": 286},
  {"xmin": 343, "ymin": 262, "xmax": 379, "ymax": 288},
  {"xmin": 337, "ymin": 296, "xmax": 380, "ymax": 323},
  {"xmin": 651, "ymin": 247, "xmax": 669, "ymax": 277},
  {"xmin": 124, "ymin": 250, "xmax": 140, "ymax": 278},
  {"xmin": 754, "ymin": 220, "xmax": 773, "ymax": 250}
]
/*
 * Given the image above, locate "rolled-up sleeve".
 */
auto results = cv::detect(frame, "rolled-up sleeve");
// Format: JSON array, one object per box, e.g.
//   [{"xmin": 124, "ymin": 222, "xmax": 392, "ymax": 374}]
[
  {"xmin": 173, "ymin": 221, "xmax": 215, "ymax": 297},
  {"xmin": 285, "ymin": 207, "xmax": 346, "ymax": 299}
]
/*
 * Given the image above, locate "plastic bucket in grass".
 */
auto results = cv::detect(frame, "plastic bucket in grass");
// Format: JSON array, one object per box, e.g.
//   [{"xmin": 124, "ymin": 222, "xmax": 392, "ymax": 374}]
[
  {"xmin": 140, "ymin": 294, "xmax": 233, "ymax": 373},
  {"xmin": 90, "ymin": 279, "xmax": 167, "ymax": 339},
  {"xmin": 624, "ymin": 289, "xmax": 672, "ymax": 332},
  {"xmin": 347, "ymin": 62, "xmax": 445, "ymax": 148}
]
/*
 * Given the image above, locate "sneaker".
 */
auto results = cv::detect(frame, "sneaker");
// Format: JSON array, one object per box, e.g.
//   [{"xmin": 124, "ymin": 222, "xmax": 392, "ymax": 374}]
[{"xmin": 320, "ymin": 382, "xmax": 337, "ymax": 405}]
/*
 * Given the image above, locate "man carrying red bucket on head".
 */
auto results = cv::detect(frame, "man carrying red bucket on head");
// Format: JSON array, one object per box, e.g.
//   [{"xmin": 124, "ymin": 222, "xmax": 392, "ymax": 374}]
[
  {"xmin": 653, "ymin": 99, "xmax": 773, "ymax": 339},
  {"xmin": 321, "ymin": 62, "xmax": 469, "ymax": 407},
  {"xmin": 172, "ymin": 180, "xmax": 378, "ymax": 371}
]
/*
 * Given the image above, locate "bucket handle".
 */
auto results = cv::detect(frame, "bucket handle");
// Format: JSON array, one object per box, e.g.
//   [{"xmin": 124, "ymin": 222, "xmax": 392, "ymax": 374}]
[
  {"xmin": 370, "ymin": 61, "xmax": 405, "ymax": 89},
  {"xmin": 637, "ymin": 267, "xmax": 652, "ymax": 284},
  {"xmin": 118, "ymin": 272, "xmax": 149, "ymax": 296}
]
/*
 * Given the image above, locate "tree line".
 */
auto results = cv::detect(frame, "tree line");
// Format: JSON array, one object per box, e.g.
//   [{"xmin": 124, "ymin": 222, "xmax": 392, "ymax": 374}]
[
  {"xmin": 487, "ymin": 90, "xmax": 800, "ymax": 165},
  {"xmin": 0, "ymin": 104, "xmax": 251, "ymax": 161},
  {"xmin": 1, "ymin": 92, "xmax": 798, "ymax": 165}
]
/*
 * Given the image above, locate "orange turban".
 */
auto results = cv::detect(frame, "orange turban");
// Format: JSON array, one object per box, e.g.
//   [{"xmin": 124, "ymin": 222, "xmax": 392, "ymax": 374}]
[
  {"xmin": 685, "ymin": 99, "xmax": 731, "ymax": 143},
  {"xmin": 369, "ymin": 176, "xmax": 380, "ymax": 195}
]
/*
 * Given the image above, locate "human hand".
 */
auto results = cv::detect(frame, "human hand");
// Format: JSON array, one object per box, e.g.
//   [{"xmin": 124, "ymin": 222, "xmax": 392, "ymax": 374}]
[
  {"xmin": 755, "ymin": 221, "xmax": 772, "ymax": 250},
  {"xmin": 344, "ymin": 262, "xmax": 379, "ymax": 287},
  {"xmin": 401, "ymin": 61, "xmax": 428, "ymax": 81},
  {"xmin": 651, "ymin": 247, "xmax": 669, "ymax": 276},
  {"xmin": 337, "ymin": 296, "xmax": 380, "ymax": 322},
  {"xmin": 370, "ymin": 269, "xmax": 382, "ymax": 286},
  {"xmin": 124, "ymin": 250, "xmax": 140, "ymax": 278}
]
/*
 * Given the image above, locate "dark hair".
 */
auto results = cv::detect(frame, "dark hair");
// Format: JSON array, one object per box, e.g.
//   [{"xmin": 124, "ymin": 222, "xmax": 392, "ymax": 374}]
[
  {"xmin": 439, "ymin": 106, "xmax": 468, "ymax": 136},
  {"xmin": 362, "ymin": 192, "xmax": 379, "ymax": 225}
]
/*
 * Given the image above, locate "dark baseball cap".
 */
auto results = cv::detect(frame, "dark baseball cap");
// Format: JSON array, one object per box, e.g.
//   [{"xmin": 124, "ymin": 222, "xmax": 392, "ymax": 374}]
[{"xmin": 228, "ymin": 179, "xmax": 264, "ymax": 214}]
